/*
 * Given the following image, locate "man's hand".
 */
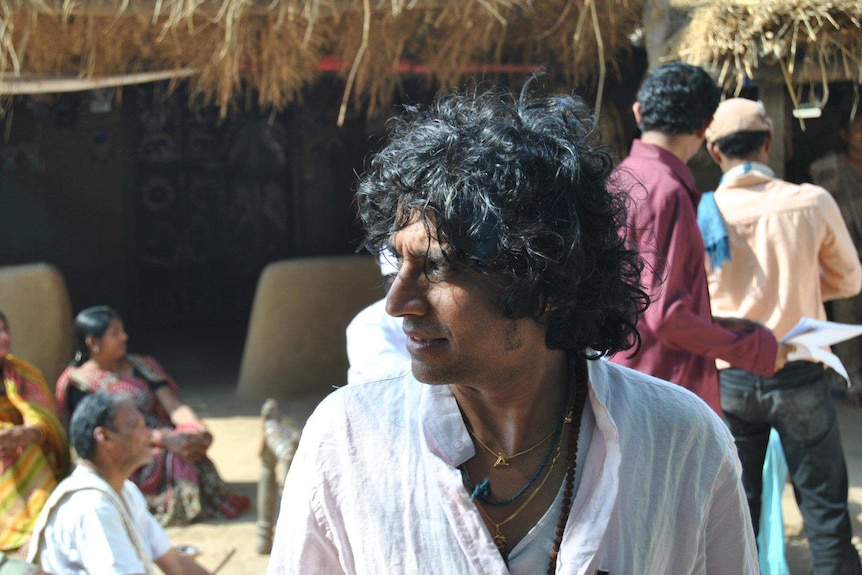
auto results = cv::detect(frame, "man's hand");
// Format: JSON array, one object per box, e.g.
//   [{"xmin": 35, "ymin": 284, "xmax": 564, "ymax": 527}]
[
  {"xmin": 775, "ymin": 342, "xmax": 794, "ymax": 372},
  {"xmin": 162, "ymin": 431, "xmax": 210, "ymax": 462},
  {"xmin": 155, "ymin": 548, "xmax": 212, "ymax": 575},
  {"xmin": 0, "ymin": 426, "xmax": 41, "ymax": 458}
]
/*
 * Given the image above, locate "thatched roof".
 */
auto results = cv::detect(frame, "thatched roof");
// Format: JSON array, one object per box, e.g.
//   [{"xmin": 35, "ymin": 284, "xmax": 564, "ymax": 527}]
[
  {"xmin": 673, "ymin": 0, "xmax": 862, "ymax": 97},
  {"xmin": 0, "ymin": 0, "xmax": 644, "ymax": 120}
]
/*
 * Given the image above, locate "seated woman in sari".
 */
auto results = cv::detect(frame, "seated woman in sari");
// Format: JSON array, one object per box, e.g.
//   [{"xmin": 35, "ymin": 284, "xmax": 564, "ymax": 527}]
[
  {"xmin": 55, "ymin": 306, "xmax": 250, "ymax": 526},
  {"xmin": 0, "ymin": 311, "xmax": 70, "ymax": 552}
]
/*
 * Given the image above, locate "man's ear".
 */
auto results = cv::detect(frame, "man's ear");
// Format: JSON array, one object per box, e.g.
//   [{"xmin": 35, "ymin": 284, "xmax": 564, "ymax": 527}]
[
  {"xmin": 632, "ymin": 101, "xmax": 643, "ymax": 125},
  {"xmin": 706, "ymin": 141, "xmax": 722, "ymax": 165},
  {"xmin": 94, "ymin": 426, "xmax": 110, "ymax": 444},
  {"xmin": 764, "ymin": 131, "xmax": 774, "ymax": 154}
]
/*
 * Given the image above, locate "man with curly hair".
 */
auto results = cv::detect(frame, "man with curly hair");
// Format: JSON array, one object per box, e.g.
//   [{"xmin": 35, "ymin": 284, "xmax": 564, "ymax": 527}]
[
  {"xmin": 266, "ymin": 85, "xmax": 757, "ymax": 574},
  {"xmin": 611, "ymin": 62, "xmax": 788, "ymax": 415}
]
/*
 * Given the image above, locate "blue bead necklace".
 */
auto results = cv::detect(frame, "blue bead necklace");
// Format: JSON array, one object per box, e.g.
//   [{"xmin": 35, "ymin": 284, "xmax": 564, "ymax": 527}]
[{"xmin": 461, "ymin": 384, "xmax": 573, "ymax": 507}]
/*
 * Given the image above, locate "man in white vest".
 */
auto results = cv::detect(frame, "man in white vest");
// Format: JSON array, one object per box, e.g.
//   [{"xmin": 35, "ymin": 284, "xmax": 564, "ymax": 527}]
[{"xmin": 27, "ymin": 392, "xmax": 212, "ymax": 575}]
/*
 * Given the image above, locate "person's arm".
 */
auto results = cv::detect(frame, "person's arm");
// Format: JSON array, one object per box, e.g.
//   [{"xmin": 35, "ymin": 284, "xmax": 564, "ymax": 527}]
[
  {"xmin": 703, "ymin": 448, "xmax": 759, "ymax": 574},
  {"xmin": 142, "ymin": 358, "xmax": 212, "ymax": 461},
  {"xmin": 150, "ymin": 387, "xmax": 211, "ymax": 462},
  {"xmin": 346, "ymin": 299, "xmax": 409, "ymax": 385},
  {"xmin": 817, "ymin": 189, "xmax": 862, "ymax": 301},
  {"xmin": 154, "ymin": 549, "xmax": 211, "ymax": 575},
  {"xmin": 642, "ymin": 186, "xmax": 778, "ymax": 376}
]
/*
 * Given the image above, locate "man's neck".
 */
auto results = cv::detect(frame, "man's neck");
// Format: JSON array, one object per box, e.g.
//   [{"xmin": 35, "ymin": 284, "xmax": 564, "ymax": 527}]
[
  {"xmin": 79, "ymin": 458, "xmax": 127, "ymax": 495},
  {"xmin": 720, "ymin": 152, "xmax": 769, "ymax": 174},
  {"xmin": 450, "ymin": 350, "xmax": 570, "ymax": 454},
  {"xmin": 640, "ymin": 130, "xmax": 703, "ymax": 164}
]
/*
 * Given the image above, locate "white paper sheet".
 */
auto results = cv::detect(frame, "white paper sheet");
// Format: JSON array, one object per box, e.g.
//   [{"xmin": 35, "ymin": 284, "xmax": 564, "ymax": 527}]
[{"xmin": 780, "ymin": 318, "xmax": 862, "ymax": 383}]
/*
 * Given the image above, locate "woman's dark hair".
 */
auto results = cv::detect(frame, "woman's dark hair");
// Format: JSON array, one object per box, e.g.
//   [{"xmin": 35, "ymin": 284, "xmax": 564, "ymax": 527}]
[
  {"xmin": 713, "ymin": 131, "xmax": 770, "ymax": 159},
  {"xmin": 0, "ymin": 310, "xmax": 9, "ymax": 330},
  {"xmin": 636, "ymin": 62, "xmax": 721, "ymax": 135},
  {"xmin": 69, "ymin": 391, "xmax": 127, "ymax": 459},
  {"xmin": 72, "ymin": 306, "xmax": 121, "ymax": 366},
  {"xmin": 355, "ymin": 85, "xmax": 649, "ymax": 357}
]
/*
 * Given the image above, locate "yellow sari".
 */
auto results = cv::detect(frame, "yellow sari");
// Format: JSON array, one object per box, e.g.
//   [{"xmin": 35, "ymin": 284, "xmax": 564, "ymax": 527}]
[{"xmin": 0, "ymin": 355, "xmax": 70, "ymax": 551}]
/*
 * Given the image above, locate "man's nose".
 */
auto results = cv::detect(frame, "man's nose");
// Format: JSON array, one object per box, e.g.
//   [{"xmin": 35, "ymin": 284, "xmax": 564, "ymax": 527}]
[{"xmin": 385, "ymin": 270, "xmax": 428, "ymax": 318}]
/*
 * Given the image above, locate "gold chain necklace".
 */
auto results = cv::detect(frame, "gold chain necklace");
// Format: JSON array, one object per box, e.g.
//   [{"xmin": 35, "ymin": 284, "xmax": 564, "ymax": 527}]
[
  {"xmin": 467, "ymin": 426, "xmax": 556, "ymax": 469},
  {"xmin": 474, "ymin": 404, "xmax": 573, "ymax": 555}
]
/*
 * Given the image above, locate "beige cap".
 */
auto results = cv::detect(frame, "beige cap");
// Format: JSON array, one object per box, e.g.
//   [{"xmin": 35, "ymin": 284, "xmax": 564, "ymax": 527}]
[{"xmin": 705, "ymin": 98, "xmax": 773, "ymax": 143}]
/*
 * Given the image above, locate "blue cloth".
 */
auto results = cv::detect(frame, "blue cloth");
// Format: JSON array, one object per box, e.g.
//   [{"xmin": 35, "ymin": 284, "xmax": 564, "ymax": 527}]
[
  {"xmin": 758, "ymin": 429, "xmax": 790, "ymax": 575},
  {"xmin": 720, "ymin": 362, "xmax": 862, "ymax": 574},
  {"xmin": 697, "ymin": 191, "xmax": 731, "ymax": 269}
]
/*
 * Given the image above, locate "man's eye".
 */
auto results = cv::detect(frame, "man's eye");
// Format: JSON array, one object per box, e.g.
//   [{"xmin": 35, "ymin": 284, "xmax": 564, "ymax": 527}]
[{"xmin": 425, "ymin": 260, "xmax": 452, "ymax": 280}]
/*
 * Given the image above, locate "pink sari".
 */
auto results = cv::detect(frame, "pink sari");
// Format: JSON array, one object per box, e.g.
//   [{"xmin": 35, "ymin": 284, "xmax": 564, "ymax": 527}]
[{"xmin": 55, "ymin": 354, "xmax": 249, "ymax": 526}]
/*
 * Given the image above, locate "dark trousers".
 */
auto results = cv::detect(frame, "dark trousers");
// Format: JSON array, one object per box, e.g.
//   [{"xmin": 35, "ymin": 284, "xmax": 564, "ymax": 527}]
[{"xmin": 720, "ymin": 361, "xmax": 862, "ymax": 575}]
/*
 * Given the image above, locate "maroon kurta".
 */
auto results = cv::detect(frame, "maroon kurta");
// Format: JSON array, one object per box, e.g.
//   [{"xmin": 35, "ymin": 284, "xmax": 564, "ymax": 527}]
[{"xmin": 610, "ymin": 140, "xmax": 777, "ymax": 415}]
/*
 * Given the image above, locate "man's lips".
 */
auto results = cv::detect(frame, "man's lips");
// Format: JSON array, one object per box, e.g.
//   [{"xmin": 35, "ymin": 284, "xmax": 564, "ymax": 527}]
[
  {"xmin": 407, "ymin": 334, "xmax": 444, "ymax": 343},
  {"xmin": 404, "ymin": 329, "xmax": 447, "ymax": 350}
]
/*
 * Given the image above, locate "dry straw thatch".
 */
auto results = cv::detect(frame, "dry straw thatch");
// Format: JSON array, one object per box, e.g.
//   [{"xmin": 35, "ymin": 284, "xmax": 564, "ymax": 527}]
[
  {"xmin": 0, "ymin": 0, "xmax": 643, "ymax": 120},
  {"xmin": 674, "ymin": 0, "xmax": 862, "ymax": 100}
]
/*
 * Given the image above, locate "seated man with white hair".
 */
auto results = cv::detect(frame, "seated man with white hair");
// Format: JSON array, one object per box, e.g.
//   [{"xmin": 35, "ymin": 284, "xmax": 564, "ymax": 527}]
[
  {"xmin": 27, "ymin": 392, "xmax": 212, "ymax": 575},
  {"xmin": 345, "ymin": 249, "xmax": 410, "ymax": 384}
]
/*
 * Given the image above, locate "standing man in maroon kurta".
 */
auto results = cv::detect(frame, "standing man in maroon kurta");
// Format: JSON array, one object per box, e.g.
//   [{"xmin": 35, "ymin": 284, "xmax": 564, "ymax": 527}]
[{"xmin": 611, "ymin": 62, "xmax": 788, "ymax": 415}]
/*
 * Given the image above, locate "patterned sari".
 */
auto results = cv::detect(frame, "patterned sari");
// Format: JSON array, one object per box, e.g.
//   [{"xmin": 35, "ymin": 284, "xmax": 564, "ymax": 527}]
[
  {"xmin": 55, "ymin": 354, "xmax": 249, "ymax": 526},
  {"xmin": 0, "ymin": 355, "xmax": 70, "ymax": 551}
]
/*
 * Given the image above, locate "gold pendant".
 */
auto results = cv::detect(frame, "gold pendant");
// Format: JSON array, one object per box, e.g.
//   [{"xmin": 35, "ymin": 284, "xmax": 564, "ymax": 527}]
[
  {"xmin": 493, "ymin": 530, "xmax": 507, "ymax": 551},
  {"xmin": 493, "ymin": 453, "xmax": 510, "ymax": 468}
]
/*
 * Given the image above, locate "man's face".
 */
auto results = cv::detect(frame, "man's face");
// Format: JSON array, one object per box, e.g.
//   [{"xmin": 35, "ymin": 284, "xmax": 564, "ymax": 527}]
[
  {"xmin": 106, "ymin": 401, "xmax": 153, "ymax": 471},
  {"xmin": 385, "ymin": 219, "xmax": 548, "ymax": 389}
]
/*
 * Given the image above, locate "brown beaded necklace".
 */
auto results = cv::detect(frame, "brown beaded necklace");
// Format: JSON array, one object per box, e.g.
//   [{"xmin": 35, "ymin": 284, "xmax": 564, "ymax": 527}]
[{"xmin": 547, "ymin": 356, "xmax": 588, "ymax": 575}]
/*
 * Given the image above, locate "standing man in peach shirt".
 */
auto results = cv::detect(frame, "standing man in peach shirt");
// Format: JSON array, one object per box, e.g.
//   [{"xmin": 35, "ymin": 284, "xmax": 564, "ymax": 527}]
[{"xmin": 706, "ymin": 98, "xmax": 862, "ymax": 575}]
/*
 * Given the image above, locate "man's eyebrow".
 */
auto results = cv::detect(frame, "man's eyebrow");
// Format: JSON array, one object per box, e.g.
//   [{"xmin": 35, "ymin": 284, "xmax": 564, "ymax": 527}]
[{"xmin": 423, "ymin": 247, "xmax": 447, "ymax": 263}]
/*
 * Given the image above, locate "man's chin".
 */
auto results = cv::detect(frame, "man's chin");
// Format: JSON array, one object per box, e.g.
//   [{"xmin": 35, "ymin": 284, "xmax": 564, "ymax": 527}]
[{"xmin": 410, "ymin": 361, "xmax": 455, "ymax": 386}]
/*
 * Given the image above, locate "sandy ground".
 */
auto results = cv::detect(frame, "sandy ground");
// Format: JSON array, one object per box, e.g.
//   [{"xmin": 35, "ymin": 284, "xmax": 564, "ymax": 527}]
[{"xmin": 140, "ymin": 327, "xmax": 862, "ymax": 575}]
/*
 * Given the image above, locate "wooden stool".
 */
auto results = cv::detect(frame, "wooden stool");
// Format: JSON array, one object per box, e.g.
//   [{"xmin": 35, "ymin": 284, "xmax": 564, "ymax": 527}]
[{"xmin": 257, "ymin": 398, "xmax": 301, "ymax": 554}]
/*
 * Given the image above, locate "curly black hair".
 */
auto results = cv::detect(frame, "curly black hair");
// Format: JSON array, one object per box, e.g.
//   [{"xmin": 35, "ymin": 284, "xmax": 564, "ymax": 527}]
[
  {"xmin": 636, "ymin": 62, "xmax": 721, "ymax": 135},
  {"xmin": 355, "ymin": 85, "xmax": 649, "ymax": 357}
]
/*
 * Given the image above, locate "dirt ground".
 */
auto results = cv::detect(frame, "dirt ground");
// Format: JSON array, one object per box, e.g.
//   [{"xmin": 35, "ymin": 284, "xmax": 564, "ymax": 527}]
[{"xmin": 144, "ymin": 327, "xmax": 862, "ymax": 575}]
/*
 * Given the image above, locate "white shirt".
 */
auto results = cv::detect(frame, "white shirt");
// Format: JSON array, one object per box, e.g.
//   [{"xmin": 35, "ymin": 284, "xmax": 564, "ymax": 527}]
[
  {"xmin": 35, "ymin": 467, "xmax": 171, "ymax": 575},
  {"xmin": 345, "ymin": 298, "xmax": 410, "ymax": 385},
  {"xmin": 267, "ymin": 359, "xmax": 757, "ymax": 575}
]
